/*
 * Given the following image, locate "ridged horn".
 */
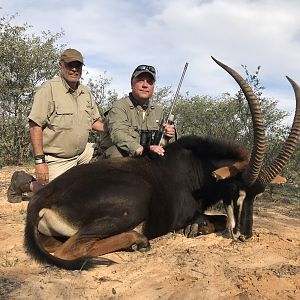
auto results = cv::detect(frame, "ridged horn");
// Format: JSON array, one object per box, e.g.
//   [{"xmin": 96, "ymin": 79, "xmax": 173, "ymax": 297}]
[
  {"xmin": 212, "ymin": 56, "xmax": 265, "ymax": 186},
  {"xmin": 257, "ymin": 76, "xmax": 300, "ymax": 185}
]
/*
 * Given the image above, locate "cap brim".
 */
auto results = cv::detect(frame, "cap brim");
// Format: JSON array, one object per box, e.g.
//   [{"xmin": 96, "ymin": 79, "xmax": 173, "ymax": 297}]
[
  {"xmin": 132, "ymin": 69, "xmax": 156, "ymax": 81},
  {"xmin": 62, "ymin": 58, "xmax": 84, "ymax": 65}
]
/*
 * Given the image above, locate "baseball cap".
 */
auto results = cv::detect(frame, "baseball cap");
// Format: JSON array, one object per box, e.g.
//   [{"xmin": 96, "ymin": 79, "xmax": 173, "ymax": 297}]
[
  {"xmin": 131, "ymin": 65, "xmax": 156, "ymax": 81},
  {"xmin": 60, "ymin": 48, "xmax": 84, "ymax": 64}
]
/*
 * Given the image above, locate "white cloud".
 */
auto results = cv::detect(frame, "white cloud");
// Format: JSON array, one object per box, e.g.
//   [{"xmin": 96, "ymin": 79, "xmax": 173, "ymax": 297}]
[{"xmin": 1, "ymin": 0, "xmax": 300, "ymax": 124}]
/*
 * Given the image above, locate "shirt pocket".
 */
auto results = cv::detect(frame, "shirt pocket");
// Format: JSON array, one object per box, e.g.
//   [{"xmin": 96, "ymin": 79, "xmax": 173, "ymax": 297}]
[
  {"xmin": 52, "ymin": 107, "xmax": 74, "ymax": 130},
  {"xmin": 147, "ymin": 111, "xmax": 161, "ymax": 130}
]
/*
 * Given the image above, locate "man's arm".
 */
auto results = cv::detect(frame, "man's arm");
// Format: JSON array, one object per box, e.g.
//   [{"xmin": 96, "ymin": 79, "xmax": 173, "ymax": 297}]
[
  {"xmin": 29, "ymin": 120, "xmax": 49, "ymax": 184},
  {"xmin": 29, "ymin": 120, "xmax": 44, "ymax": 156},
  {"xmin": 92, "ymin": 120, "xmax": 104, "ymax": 132},
  {"xmin": 108, "ymin": 105, "xmax": 141, "ymax": 154}
]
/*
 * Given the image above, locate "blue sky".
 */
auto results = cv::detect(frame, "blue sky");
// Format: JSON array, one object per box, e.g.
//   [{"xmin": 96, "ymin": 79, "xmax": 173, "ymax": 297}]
[{"xmin": 1, "ymin": 0, "xmax": 300, "ymax": 124}]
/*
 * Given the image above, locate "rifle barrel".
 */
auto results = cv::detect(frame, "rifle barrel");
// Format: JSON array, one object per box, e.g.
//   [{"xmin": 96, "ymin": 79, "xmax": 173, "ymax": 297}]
[
  {"xmin": 167, "ymin": 62, "xmax": 189, "ymax": 120},
  {"xmin": 158, "ymin": 62, "xmax": 189, "ymax": 146}
]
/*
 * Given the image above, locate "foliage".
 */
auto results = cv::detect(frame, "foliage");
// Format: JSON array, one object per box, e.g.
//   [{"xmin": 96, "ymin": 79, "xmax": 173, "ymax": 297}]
[
  {"xmin": 174, "ymin": 94, "xmax": 242, "ymax": 140},
  {"xmin": 151, "ymin": 85, "xmax": 173, "ymax": 110},
  {"xmin": 86, "ymin": 73, "xmax": 118, "ymax": 118},
  {"xmin": 0, "ymin": 14, "xmax": 63, "ymax": 166},
  {"xmin": 86, "ymin": 73, "xmax": 118, "ymax": 143}
]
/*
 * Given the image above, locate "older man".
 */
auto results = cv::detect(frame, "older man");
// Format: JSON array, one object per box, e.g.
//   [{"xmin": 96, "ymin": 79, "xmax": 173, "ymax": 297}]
[
  {"xmin": 7, "ymin": 48, "xmax": 104, "ymax": 203},
  {"xmin": 100, "ymin": 65, "xmax": 175, "ymax": 158}
]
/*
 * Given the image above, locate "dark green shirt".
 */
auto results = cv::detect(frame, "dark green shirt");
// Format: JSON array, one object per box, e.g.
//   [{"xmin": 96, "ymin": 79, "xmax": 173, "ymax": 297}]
[{"xmin": 100, "ymin": 93, "xmax": 164, "ymax": 154}]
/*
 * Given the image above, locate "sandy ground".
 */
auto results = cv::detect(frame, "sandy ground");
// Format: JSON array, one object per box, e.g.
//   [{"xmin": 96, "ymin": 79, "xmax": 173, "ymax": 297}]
[{"xmin": 0, "ymin": 166, "xmax": 299, "ymax": 300}]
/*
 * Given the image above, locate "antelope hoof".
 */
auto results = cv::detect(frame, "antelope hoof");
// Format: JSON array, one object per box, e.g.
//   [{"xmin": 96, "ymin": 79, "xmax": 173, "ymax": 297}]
[
  {"xmin": 222, "ymin": 229, "xmax": 237, "ymax": 240},
  {"xmin": 129, "ymin": 239, "xmax": 150, "ymax": 252},
  {"xmin": 238, "ymin": 234, "xmax": 253, "ymax": 242},
  {"xmin": 137, "ymin": 240, "xmax": 151, "ymax": 252},
  {"xmin": 184, "ymin": 219, "xmax": 216, "ymax": 238},
  {"xmin": 184, "ymin": 223, "xmax": 201, "ymax": 238}
]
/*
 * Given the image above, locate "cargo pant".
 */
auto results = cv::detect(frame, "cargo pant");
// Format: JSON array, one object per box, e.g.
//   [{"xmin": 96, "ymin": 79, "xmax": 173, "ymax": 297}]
[{"xmin": 45, "ymin": 143, "xmax": 95, "ymax": 181}]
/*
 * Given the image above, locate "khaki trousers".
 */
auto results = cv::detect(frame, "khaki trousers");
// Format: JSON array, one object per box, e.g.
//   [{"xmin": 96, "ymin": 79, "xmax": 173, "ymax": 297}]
[{"xmin": 45, "ymin": 143, "xmax": 95, "ymax": 182}]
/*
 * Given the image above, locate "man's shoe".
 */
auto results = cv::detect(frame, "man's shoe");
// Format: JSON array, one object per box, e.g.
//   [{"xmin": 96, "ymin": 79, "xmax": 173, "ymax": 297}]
[{"xmin": 7, "ymin": 171, "xmax": 35, "ymax": 203}]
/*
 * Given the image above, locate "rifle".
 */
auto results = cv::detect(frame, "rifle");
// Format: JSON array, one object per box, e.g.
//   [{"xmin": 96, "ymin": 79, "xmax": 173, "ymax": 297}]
[{"xmin": 155, "ymin": 62, "xmax": 189, "ymax": 146}]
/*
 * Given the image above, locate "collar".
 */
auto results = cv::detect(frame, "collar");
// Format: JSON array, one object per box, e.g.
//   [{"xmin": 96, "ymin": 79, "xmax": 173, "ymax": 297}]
[
  {"xmin": 129, "ymin": 92, "xmax": 154, "ymax": 110},
  {"xmin": 60, "ymin": 75, "xmax": 84, "ymax": 95}
]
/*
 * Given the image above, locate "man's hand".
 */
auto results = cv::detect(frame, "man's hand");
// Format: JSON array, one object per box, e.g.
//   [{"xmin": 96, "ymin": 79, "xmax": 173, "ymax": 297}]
[
  {"xmin": 164, "ymin": 123, "xmax": 175, "ymax": 138},
  {"xmin": 149, "ymin": 145, "xmax": 165, "ymax": 156},
  {"xmin": 135, "ymin": 145, "xmax": 165, "ymax": 156},
  {"xmin": 92, "ymin": 120, "xmax": 104, "ymax": 132},
  {"xmin": 135, "ymin": 146, "xmax": 144, "ymax": 156},
  {"xmin": 35, "ymin": 163, "xmax": 49, "ymax": 185}
]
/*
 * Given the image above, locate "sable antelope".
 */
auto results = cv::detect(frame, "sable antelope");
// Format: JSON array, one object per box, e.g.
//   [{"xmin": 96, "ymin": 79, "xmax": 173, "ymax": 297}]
[{"xmin": 24, "ymin": 57, "xmax": 300, "ymax": 269}]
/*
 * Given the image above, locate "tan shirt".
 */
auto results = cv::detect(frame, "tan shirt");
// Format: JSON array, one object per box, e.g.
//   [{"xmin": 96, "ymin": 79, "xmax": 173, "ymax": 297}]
[
  {"xmin": 100, "ymin": 93, "xmax": 164, "ymax": 154},
  {"xmin": 28, "ymin": 76, "xmax": 100, "ymax": 158}
]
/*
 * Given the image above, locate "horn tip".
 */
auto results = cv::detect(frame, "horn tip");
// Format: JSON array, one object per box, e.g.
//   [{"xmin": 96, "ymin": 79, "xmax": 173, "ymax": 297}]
[
  {"xmin": 211, "ymin": 56, "xmax": 217, "ymax": 62},
  {"xmin": 286, "ymin": 76, "xmax": 299, "ymax": 89},
  {"xmin": 211, "ymin": 56, "xmax": 222, "ymax": 66}
]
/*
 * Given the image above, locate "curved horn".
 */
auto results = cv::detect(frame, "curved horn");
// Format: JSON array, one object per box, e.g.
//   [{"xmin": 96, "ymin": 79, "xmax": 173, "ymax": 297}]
[
  {"xmin": 257, "ymin": 76, "xmax": 300, "ymax": 185},
  {"xmin": 211, "ymin": 56, "xmax": 265, "ymax": 186}
]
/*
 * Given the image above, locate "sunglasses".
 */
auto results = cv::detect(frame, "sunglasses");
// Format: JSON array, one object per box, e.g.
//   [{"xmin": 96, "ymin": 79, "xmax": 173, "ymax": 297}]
[
  {"xmin": 134, "ymin": 65, "xmax": 156, "ymax": 74},
  {"xmin": 63, "ymin": 61, "xmax": 83, "ymax": 69}
]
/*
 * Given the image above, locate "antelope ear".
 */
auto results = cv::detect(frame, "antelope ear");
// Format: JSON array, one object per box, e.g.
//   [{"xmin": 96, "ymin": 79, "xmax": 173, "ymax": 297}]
[
  {"xmin": 212, "ymin": 161, "xmax": 249, "ymax": 180},
  {"xmin": 271, "ymin": 175, "xmax": 287, "ymax": 184},
  {"xmin": 212, "ymin": 166, "xmax": 234, "ymax": 180}
]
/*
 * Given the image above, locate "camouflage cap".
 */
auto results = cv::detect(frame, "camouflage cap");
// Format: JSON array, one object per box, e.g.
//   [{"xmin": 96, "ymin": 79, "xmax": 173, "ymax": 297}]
[
  {"xmin": 131, "ymin": 65, "xmax": 156, "ymax": 81},
  {"xmin": 60, "ymin": 48, "xmax": 84, "ymax": 64}
]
